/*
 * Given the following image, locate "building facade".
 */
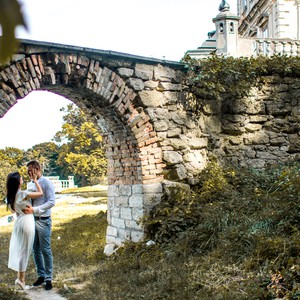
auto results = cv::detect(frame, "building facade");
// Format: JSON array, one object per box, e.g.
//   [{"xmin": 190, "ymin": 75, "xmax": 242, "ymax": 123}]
[
  {"xmin": 186, "ymin": 0, "xmax": 300, "ymax": 58},
  {"xmin": 238, "ymin": 0, "xmax": 300, "ymax": 40}
]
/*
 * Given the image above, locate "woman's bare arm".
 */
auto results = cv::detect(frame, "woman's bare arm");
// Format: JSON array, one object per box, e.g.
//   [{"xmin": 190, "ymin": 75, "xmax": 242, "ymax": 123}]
[{"xmin": 28, "ymin": 172, "xmax": 43, "ymax": 199}]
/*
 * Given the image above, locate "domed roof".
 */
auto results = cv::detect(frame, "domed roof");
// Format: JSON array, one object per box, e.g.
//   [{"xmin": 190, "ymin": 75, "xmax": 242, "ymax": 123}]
[
  {"xmin": 219, "ymin": 0, "xmax": 230, "ymax": 12},
  {"xmin": 214, "ymin": 0, "xmax": 239, "ymax": 21}
]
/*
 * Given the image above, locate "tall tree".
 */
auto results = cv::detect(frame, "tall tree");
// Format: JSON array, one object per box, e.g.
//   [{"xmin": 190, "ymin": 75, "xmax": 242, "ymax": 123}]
[
  {"xmin": 54, "ymin": 104, "xmax": 107, "ymax": 186},
  {"xmin": 0, "ymin": 160, "xmax": 17, "ymax": 201},
  {"xmin": 25, "ymin": 142, "xmax": 61, "ymax": 176},
  {"xmin": 0, "ymin": 147, "xmax": 26, "ymax": 167}
]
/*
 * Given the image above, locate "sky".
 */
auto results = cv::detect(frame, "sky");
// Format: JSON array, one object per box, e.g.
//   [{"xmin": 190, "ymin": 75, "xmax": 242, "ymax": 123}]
[{"xmin": 0, "ymin": 0, "xmax": 237, "ymax": 150}]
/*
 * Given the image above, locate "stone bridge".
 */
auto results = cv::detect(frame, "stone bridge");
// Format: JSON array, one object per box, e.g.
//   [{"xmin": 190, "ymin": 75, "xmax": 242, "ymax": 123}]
[{"xmin": 0, "ymin": 40, "xmax": 299, "ymax": 254}]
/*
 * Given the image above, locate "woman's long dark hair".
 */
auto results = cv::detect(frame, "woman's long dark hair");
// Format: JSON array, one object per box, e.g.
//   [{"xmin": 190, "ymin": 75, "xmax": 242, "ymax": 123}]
[{"xmin": 6, "ymin": 172, "xmax": 21, "ymax": 211}]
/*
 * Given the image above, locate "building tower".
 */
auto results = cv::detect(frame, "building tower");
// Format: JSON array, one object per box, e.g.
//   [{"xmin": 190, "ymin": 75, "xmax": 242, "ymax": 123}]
[{"xmin": 213, "ymin": 0, "xmax": 240, "ymax": 57}]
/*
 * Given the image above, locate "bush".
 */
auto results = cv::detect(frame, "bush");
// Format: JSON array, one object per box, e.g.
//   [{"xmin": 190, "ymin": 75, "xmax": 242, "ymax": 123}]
[{"xmin": 139, "ymin": 161, "xmax": 300, "ymax": 299}]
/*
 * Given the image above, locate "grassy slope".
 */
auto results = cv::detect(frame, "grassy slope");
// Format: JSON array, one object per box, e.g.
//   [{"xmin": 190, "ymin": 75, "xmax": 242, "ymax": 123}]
[{"xmin": 1, "ymin": 162, "xmax": 299, "ymax": 300}]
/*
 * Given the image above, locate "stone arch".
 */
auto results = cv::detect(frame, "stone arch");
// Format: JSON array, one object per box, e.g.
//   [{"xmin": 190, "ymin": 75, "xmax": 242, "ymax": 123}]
[
  {"xmin": 0, "ymin": 50, "xmax": 167, "ymax": 254},
  {"xmin": 1, "ymin": 41, "xmax": 211, "ymax": 254}
]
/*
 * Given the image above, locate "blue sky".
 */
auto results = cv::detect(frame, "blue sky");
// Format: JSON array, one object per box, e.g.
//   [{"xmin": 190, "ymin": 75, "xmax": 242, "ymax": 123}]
[{"xmin": 0, "ymin": 0, "xmax": 237, "ymax": 150}]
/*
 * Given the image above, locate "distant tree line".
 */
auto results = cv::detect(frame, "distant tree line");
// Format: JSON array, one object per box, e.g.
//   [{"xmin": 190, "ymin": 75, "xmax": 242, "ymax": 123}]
[{"xmin": 0, "ymin": 104, "xmax": 107, "ymax": 200}]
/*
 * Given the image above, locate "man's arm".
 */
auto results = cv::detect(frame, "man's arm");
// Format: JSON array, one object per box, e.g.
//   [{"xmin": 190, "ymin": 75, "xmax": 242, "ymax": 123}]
[{"xmin": 23, "ymin": 179, "xmax": 55, "ymax": 215}]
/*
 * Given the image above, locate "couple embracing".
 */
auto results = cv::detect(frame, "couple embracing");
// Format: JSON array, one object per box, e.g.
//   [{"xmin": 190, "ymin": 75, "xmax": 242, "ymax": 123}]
[{"xmin": 6, "ymin": 160, "xmax": 55, "ymax": 291}]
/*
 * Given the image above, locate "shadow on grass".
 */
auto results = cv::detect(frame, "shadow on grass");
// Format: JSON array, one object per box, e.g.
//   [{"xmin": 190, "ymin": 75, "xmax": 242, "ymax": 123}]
[{"xmin": 52, "ymin": 211, "xmax": 108, "ymax": 267}]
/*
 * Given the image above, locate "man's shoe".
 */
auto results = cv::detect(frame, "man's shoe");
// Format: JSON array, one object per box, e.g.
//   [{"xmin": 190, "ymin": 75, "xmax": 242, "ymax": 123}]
[
  {"xmin": 45, "ymin": 281, "xmax": 52, "ymax": 290},
  {"xmin": 32, "ymin": 276, "xmax": 45, "ymax": 287}
]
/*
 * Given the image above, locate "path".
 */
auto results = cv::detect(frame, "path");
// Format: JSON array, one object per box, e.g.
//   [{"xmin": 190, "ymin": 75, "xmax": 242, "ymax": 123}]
[{"xmin": 19, "ymin": 286, "xmax": 67, "ymax": 300}]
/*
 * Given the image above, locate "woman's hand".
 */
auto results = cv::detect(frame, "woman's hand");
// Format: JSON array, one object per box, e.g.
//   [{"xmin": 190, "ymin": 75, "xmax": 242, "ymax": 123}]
[{"xmin": 29, "ymin": 169, "xmax": 38, "ymax": 181}]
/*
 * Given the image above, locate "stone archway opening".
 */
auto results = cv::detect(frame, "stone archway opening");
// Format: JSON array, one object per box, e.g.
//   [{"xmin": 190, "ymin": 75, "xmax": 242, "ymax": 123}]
[
  {"xmin": 42, "ymin": 84, "xmax": 163, "ymax": 255},
  {"xmin": 0, "ymin": 90, "xmax": 71, "ymax": 150}
]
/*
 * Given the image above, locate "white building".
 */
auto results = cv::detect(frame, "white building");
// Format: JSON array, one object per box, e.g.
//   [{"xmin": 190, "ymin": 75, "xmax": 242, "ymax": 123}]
[
  {"xmin": 186, "ymin": 0, "xmax": 300, "ymax": 58},
  {"xmin": 238, "ymin": 0, "xmax": 300, "ymax": 40}
]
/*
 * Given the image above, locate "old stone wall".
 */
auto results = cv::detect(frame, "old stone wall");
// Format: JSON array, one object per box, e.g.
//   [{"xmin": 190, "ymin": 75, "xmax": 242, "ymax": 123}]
[{"xmin": 196, "ymin": 76, "xmax": 300, "ymax": 169}]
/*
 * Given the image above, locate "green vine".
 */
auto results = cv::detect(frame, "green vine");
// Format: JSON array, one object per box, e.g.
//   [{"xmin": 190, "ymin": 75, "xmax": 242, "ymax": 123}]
[{"xmin": 182, "ymin": 54, "xmax": 300, "ymax": 112}]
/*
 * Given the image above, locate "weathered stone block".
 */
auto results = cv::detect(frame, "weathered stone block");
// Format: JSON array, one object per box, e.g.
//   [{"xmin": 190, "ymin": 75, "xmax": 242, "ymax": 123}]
[
  {"xmin": 125, "ymin": 220, "xmax": 143, "ymax": 231},
  {"xmin": 132, "ymin": 208, "xmax": 144, "ymax": 221},
  {"xmin": 132, "ymin": 184, "xmax": 143, "ymax": 194},
  {"xmin": 114, "ymin": 196, "xmax": 129, "ymax": 207},
  {"xmin": 138, "ymin": 90, "xmax": 166, "ymax": 107},
  {"xmin": 154, "ymin": 120, "xmax": 169, "ymax": 131},
  {"xmin": 143, "ymin": 194, "xmax": 162, "ymax": 207},
  {"xmin": 163, "ymin": 151, "xmax": 183, "ymax": 165},
  {"xmin": 131, "ymin": 230, "xmax": 144, "ymax": 242},
  {"xmin": 134, "ymin": 64, "xmax": 153, "ymax": 80},
  {"xmin": 143, "ymin": 183, "xmax": 163, "ymax": 194},
  {"xmin": 106, "ymin": 225, "xmax": 118, "ymax": 237},
  {"xmin": 117, "ymin": 67, "xmax": 134, "ymax": 77},
  {"xmin": 119, "ymin": 185, "xmax": 132, "ymax": 196},
  {"xmin": 162, "ymin": 180, "xmax": 191, "ymax": 196},
  {"xmin": 120, "ymin": 207, "xmax": 132, "ymax": 220},
  {"xmin": 169, "ymin": 138, "xmax": 188, "ymax": 150},
  {"xmin": 111, "ymin": 217, "xmax": 125, "ymax": 229},
  {"xmin": 154, "ymin": 64, "xmax": 181, "ymax": 82},
  {"xmin": 118, "ymin": 228, "xmax": 131, "ymax": 240},
  {"xmin": 127, "ymin": 78, "xmax": 144, "ymax": 91}
]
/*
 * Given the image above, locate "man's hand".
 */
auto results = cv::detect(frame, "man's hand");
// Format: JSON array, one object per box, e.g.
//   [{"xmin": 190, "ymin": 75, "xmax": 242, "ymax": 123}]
[{"xmin": 22, "ymin": 204, "xmax": 34, "ymax": 214}]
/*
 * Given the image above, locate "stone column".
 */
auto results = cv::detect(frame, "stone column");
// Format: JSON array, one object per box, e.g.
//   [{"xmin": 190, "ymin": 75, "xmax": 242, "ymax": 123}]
[
  {"xmin": 297, "ymin": 0, "xmax": 300, "ymax": 39},
  {"xmin": 104, "ymin": 183, "xmax": 163, "ymax": 255}
]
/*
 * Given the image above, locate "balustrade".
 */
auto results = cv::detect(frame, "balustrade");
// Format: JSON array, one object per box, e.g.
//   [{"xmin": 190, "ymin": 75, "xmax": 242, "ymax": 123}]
[
  {"xmin": 253, "ymin": 39, "xmax": 300, "ymax": 57},
  {"xmin": 44, "ymin": 176, "xmax": 76, "ymax": 192}
]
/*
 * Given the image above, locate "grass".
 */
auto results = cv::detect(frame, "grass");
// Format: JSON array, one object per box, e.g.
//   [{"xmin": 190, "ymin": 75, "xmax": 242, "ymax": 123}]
[
  {"xmin": 1, "ymin": 162, "xmax": 300, "ymax": 300},
  {"xmin": 0, "ymin": 185, "xmax": 108, "ymax": 300},
  {"xmin": 59, "ymin": 185, "xmax": 108, "ymax": 198}
]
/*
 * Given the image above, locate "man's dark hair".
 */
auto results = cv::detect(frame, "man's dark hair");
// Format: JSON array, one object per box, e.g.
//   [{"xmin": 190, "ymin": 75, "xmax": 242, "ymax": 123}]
[{"xmin": 26, "ymin": 160, "xmax": 41, "ymax": 170}]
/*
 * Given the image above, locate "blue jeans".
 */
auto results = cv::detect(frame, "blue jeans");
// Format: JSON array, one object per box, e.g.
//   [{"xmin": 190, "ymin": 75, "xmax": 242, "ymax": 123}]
[{"xmin": 33, "ymin": 218, "xmax": 53, "ymax": 281}]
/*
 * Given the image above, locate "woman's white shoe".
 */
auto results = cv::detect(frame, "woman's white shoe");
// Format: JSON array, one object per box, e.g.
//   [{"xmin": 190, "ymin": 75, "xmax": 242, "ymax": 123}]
[{"xmin": 15, "ymin": 279, "xmax": 30, "ymax": 290}]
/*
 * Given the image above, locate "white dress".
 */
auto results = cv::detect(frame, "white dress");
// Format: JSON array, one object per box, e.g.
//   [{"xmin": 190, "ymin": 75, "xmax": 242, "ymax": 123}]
[{"xmin": 8, "ymin": 190, "xmax": 35, "ymax": 272}]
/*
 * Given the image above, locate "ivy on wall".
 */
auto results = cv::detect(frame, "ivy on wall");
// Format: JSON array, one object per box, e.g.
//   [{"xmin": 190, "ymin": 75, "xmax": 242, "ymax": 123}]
[{"xmin": 182, "ymin": 54, "xmax": 300, "ymax": 112}]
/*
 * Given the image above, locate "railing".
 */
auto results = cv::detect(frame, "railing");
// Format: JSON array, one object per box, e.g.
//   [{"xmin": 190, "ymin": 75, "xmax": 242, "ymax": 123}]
[
  {"xmin": 255, "ymin": 39, "xmax": 300, "ymax": 56},
  {"xmin": 44, "ymin": 176, "xmax": 76, "ymax": 193},
  {"xmin": 239, "ymin": 38, "xmax": 300, "ymax": 57}
]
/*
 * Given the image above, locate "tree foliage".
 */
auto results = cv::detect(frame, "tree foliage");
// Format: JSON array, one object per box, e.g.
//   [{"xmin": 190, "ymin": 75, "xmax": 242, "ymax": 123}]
[
  {"xmin": 26, "ymin": 142, "xmax": 61, "ymax": 176},
  {"xmin": 0, "ymin": 0, "xmax": 27, "ymax": 64},
  {"xmin": 0, "ymin": 104, "xmax": 107, "ymax": 189},
  {"xmin": 54, "ymin": 104, "xmax": 107, "ymax": 186},
  {"xmin": 0, "ymin": 147, "xmax": 26, "ymax": 200},
  {"xmin": 0, "ymin": 147, "xmax": 26, "ymax": 166},
  {"xmin": 0, "ymin": 160, "xmax": 16, "ymax": 201}
]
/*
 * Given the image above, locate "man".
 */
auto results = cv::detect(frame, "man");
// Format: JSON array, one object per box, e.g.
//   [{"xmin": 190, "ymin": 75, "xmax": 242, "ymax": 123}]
[{"xmin": 23, "ymin": 160, "xmax": 55, "ymax": 291}]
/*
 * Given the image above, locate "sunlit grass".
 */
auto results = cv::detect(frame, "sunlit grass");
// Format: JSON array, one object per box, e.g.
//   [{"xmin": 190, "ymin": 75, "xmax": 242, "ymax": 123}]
[
  {"xmin": 0, "ymin": 204, "xmax": 10, "ymax": 218},
  {"xmin": 60, "ymin": 184, "xmax": 107, "ymax": 195},
  {"xmin": 0, "ymin": 186, "xmax": 108, "ymax": 300}
]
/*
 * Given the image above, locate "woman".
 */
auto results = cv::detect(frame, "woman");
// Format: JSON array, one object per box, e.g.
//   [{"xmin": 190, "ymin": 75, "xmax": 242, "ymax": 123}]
[{"xmin": 6, "ymin": 171, "xmax": 43, "ymax": 290}]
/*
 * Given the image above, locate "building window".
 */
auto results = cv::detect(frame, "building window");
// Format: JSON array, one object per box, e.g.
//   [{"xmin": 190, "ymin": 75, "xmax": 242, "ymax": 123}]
[
  {"xmin": 219, "ymin": 22, "xmax": 224, "ymax": 33},
  {"xmin": 263, "ymin": 27, "xmax": 268, "ymax": 38}
]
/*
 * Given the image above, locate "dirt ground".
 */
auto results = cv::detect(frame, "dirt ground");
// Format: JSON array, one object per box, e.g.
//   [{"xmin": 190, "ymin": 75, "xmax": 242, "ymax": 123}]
[{"xmin": 18, "ymin": 285, "xmax": 67, "ymax": 300}]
